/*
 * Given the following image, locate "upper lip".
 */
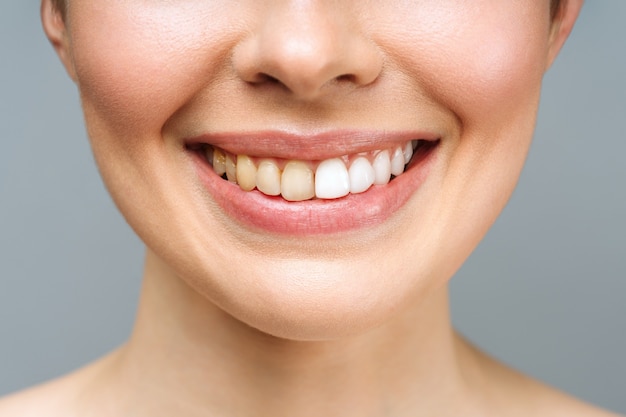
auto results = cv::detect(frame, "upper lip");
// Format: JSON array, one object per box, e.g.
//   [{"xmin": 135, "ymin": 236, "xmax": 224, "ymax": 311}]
[{"xmin": 184, "ymin": 130, "xmax": 441, "ymax": 160}]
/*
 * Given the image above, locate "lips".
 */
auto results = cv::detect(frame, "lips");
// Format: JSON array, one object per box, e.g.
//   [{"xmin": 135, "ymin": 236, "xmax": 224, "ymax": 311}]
[{"xmin": 185, "ymin": 131, "xmax": 440, "ymax": 235}]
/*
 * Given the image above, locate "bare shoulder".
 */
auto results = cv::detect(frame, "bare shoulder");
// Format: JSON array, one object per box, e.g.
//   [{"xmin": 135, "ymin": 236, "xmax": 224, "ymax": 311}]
[
  {"xmin": 0, "ymin": 377, "xmax": 78, "ymax": 417},
  {"xmin": 530, "ymin": 383, "xmax": 624, "ymax": 417},
  {"xmin": 459, "ymin": 337, "xmax": 624, "ymax": 417},
  {"xmin": 535, "ymin": 378, "xmax": 622, "ymax": 416},
  {"xmin": 0, "ymin": 352, "xmax": 119, "ymax": 417},
  {"xmin": 499, "ymin": 363, "xmax": 623, "ymax": 417}
]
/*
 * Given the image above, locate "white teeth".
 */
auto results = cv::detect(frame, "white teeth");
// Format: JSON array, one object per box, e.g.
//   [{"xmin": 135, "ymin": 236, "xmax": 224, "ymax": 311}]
[
  {"xmin": 390, "ymin": 147, "xmax": 405, "ymax": 176},
  {"xmin": 348, "ymin": 157, "xmax": 375, "ymax": 194},
  {"xmin": 372, "ymin": 150, "xmax": 391, "ymax": 185},
  {"xmin": 256, "ymin": 159, "xmax": 282, "ymax": 196},
  {"xmin": 315, "ymin": 158, "xmax": 350, "ymax": 199},
  {"xmin": 403, "ymin": 141, "xmax": 414, "ymax": 164}
]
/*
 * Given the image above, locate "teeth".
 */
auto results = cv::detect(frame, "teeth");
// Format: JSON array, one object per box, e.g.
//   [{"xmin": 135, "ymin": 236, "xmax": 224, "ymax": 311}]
[
  {"xmin": 256, "ymin": 159, "xmax": 282, "ymax": 196},
  {"xmin": 213, "ymin": 148, "xmax": 227, "ymax": 176},
  {"xmin": 225, "ymin": 154, "xmax": 237, "ymax": 183},
  {"xmin": 372, "ymin": 150, "xmax": 391, "ymax": 185},
  {"xmin": 205, "ymin": 146, "xmax": 214, "ymax": 167},
  {"xmin": 236, "ymin": 155, "xmax": 257, "ymax": 191},
  {"xmin": 390, "ymin": 147, "xmax": 405, "ymax": 176},
  {"xmin": 315, "ymin": 158, "xmax": 350, "ymax": 199},
  {"xmin": 348, "ymin": 157, "xmax": 375, "ymax": 194},
  {"xmin": 403, "ymin": 141, "xmax": 414, "ymax": 164},
  {"xmin": 205, "ymin": 140, "xmax": 420, "ymax": 201},
  {"xmin": 281, "ymin": 161, "xmax": 315, "ymax": 201}
]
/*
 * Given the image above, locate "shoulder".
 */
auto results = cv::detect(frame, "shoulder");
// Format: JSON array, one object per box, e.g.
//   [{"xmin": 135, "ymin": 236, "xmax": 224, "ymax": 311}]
[
  {"xmin": 500, "ymin": 367, "xmax": 623, "ymax": 417},
  {"xmin": 0, "ymin": 380, "xmax": 75, "ymax": 417},
  {"xmin": 461, "ymin": 338, "xmax": 623, "ymax": 417},
  {"xmin": 0, "ymin": 352, "xmax": 119, "ymax": 417},
  {"xmin": 497, "ymin": 364, "xmax": 623, "ymax": 417},
  {"xmin": 533, "ymin": 388, "xmax": 624, "ymax": 417}
]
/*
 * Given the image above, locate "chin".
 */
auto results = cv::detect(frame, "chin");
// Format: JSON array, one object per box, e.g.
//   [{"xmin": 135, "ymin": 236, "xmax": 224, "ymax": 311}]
[{"xmin": 168, "ymin": 245, "xmax": 443, "ymax": 341}]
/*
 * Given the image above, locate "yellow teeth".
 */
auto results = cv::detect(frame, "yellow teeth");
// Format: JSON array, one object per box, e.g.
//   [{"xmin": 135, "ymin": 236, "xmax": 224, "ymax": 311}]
[
  {"xmin": 213, "ymin": 148, "xmax": 227, "ymax": 176},
  {"xmin": 281, "ymin": 161, "xmax": 315, "ymax": 201},
  {"xmin": 205, "ymin": 141, "xmax": 418, "ymax": 201},
  {"xmin": 256, "ymin": 159, "xmax": 282, "ymax": 196},
  {"xmin": 236, "ymin": 155, "xmax": 257, "ymax": 191},
  {"xmin": 225, "ymin": 154, "xmax": 237, "ymax": 183}
]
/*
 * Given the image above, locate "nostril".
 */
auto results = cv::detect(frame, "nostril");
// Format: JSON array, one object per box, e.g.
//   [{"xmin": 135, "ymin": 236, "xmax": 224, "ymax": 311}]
[
  {"xmin": 248, "ymin": 73, "xmax": 281, "ymax": 85},
  {"xmin": 262, "ymin": 73, "xmax": 280, "ymax": 84},
  {"xmin": 336, "ymin": 74, "xmax": 356, "ymax": 83}
]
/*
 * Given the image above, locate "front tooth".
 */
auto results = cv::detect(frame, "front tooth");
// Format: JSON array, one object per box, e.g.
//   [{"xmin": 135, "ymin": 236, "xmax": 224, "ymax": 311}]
[
  {"xmin": 390, "ymin": 147, "xmax": 405, "ymax": 176},
  {"xmin": 281, "ymin": 161, "xmax": 315, "ymax": 201},
  {"xmin": 225, "ymin": 154, "xmax": 237, "ymax": 182},
  {"xmin": 403, "ymin": 141, "xmax": 413, "ymax": 164},
  {"xmin": 349, "ymin": 157, "xmax": 375, "ymax": 194},
  {"xmin": 256, "ymin": 159, "xmax": 281, "ymax": 196},
  {"xmin": 236, "ymin": 155, "xmax": 257, "ymax": 191},
  {"xmin": 315, "ymin": 158, "xmax": 350, "ymax": 199},
  {"xmin": 372, "ymin": 150, "xmax": 391, "ymax": 185},
  {"xmin": 213, "ymin": 148, "xmax": 227, "ymax": 176}
]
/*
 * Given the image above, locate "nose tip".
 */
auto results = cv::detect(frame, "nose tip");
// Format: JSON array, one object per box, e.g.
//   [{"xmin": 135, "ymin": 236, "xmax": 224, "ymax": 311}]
[{"xmin": 232, "ymin": 6, "xmax": 382, "ymax": 100}]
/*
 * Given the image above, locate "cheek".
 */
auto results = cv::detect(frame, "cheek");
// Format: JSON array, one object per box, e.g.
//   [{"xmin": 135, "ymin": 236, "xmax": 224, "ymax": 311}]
[
  {"xmin": 67, "ymin": 3, "xmax": 240, "ymax": 138},
  {"xmin": 373, "ymin": 4, "xmax": 552, "ymax": 268},
  {"xmin": 63, "ymin": 3, "xmax": 248, "ymax": 255},
  {"xmin": 438, "ymin": 11, "xmax": 550, "ymax": 223},
  {"xmin": 377, "ymin": 4, "xmax": 550, "ymax": 124},
  {"xmin": 384, "ymin": 4, "xmax": 551, "ymax": 192},
  {"xmin": 440, "ymin": 25, "xmax": 548, "ymax": 124}
]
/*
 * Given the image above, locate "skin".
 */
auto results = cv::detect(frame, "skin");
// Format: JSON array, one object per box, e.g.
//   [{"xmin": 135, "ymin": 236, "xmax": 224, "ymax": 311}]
[{"xmin": 1, "ymin": 0, "xmax": 621, "ymax": 416}]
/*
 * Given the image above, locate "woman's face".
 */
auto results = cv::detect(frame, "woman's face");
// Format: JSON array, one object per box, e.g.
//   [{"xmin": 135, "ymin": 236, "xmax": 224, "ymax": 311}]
[{"xmin": 45, "ymin": 1, "xmax": 575, "ymax": 340}]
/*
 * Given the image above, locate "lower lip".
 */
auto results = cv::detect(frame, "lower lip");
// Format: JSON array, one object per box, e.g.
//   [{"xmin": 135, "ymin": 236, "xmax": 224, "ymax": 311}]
[{"xmin": 190, "ymin": 143, "xmax": 438, "ymax": 235}]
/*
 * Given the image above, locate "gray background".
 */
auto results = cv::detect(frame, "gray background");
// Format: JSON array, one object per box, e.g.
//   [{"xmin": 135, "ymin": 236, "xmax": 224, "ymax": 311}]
[{"xmin": 1, "ymin": 1, "xmax": 624, "ymax": 413}]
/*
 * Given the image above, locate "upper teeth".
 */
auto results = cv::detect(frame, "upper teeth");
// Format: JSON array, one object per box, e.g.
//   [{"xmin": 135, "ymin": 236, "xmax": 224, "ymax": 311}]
[{"xmin": 207, "ymin": 141, "xmax": 416, "ymax": 201}]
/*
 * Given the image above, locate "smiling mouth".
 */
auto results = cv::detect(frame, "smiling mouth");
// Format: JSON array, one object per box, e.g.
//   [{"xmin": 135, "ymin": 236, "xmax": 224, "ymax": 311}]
[
  {"xmin": 185, "ymin": 131, "xmax": 440, "ymax": 234},
  {"xmin": 187, "ymin": 139, "xmax": 437, "ymax": 202}
]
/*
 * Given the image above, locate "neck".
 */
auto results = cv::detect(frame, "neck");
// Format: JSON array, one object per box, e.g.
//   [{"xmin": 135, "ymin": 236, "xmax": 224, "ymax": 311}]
[{"xmin": 105, "ymin": 249, "xmax": 478, "ymax": 417}]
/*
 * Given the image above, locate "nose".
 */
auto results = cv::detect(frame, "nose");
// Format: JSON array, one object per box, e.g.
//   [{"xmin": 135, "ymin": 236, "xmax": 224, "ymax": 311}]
[{"xmin": 232, "ymin": 2, "xmax": 383, "ymax": 100}]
